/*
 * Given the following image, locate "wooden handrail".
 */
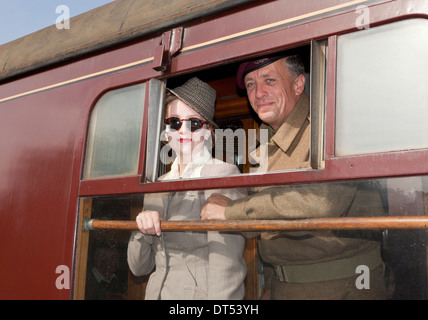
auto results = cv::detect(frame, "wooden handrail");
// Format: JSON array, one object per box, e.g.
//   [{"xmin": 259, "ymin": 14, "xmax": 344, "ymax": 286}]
[{"xmin": 84, "ymin": 216, "xmax": 428, "ymax": 232}]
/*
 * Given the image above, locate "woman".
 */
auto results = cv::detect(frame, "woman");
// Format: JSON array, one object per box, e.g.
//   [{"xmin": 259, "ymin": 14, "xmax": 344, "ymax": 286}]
[{"xmin": 127, "ymin": 77, "xmax": 247, "ymax": 300}]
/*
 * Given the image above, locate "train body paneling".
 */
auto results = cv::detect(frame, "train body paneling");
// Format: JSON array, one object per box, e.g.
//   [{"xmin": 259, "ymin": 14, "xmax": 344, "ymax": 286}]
[
  {"xmin": 0, "ymin": 27, "xmax": 161, "ymax": 300},
  {"xmin": 0, "ymin": 82, "xmax": 83, "ymax": 299},
  {"xmin": 0, "ymin": 0, "xmax": 427, "ymax": 299}
]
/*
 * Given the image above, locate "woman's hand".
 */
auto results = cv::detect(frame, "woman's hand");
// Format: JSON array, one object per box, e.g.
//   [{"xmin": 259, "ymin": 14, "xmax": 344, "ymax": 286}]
[{"xmin": 136, "ymin": 211, "xmax": 163, "ymax": 236}]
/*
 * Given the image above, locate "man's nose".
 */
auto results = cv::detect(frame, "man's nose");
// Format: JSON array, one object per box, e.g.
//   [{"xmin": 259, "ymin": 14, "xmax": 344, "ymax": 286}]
[{"xmin": 255, "ymin": 83, "xmax": 267, "ymax": 98}]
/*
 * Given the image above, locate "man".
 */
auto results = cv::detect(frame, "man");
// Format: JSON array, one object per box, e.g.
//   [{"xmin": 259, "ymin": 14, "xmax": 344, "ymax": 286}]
[{"xmin": 201, "ymin": 54, "xmax": 387, "ymax": 299}]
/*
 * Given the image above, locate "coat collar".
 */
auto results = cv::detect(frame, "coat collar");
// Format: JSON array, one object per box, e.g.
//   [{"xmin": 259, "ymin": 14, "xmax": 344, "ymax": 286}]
[
  {"xmin": 262, "ymin": 93, "xmax": 310, "ymax": 153},
  {"xmin": 164, "ymin": 146, "xmax": 213, "ymax": 180}
]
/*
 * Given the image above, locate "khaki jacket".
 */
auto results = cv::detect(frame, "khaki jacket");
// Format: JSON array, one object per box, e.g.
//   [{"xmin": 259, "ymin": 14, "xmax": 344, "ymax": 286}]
[
  {"xmin": 128, "ymin": 153, "xmax": 247, "ymax": 300},
  {"xmin": 225, "ymin": 93, "xmax": 385, "ymax": 273}
]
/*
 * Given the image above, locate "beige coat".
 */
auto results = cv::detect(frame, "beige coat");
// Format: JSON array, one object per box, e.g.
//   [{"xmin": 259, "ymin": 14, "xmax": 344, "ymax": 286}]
[
  {"xmin": 128, "ymin": 149, "xmax": 247, "ymax": 300},
  {"xmin": 225, "ymin": 94, "xmax": 387, "ymax": 299}
]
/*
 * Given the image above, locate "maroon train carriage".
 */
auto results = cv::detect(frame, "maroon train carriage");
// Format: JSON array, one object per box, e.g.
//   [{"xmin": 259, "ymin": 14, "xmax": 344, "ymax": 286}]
[{"xmin": 1, "ymin": 0, "xmax": 428, "ymax": 300}]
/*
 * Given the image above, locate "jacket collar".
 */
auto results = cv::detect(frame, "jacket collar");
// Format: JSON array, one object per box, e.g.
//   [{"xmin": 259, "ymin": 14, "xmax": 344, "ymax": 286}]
[
  {"xmin": 164, "ymin": 146, "xmax": 213, "ymax": 180},
  {"xmin": 262, "ymin": 93, "xmax": 310, "ymax": 153}
]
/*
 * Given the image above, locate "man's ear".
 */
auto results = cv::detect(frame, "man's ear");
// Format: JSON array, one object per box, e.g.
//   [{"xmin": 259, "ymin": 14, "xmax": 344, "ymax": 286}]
[{"xmin": 294, "ymin": 74, "xmax": 306, "ymax": 96}]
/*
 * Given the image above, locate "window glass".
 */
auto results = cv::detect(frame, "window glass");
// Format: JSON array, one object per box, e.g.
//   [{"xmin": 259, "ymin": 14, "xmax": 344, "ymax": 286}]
[
  {"xmin": 83, "ymin": 196, "xmax": 141, "ymax": 300},
  {"xmin": 336, "ymin": 19, "xmax": 428, "ymax": 156},
  {"xmin": 83, "ymin": 83, "xmax": 146, "ymax": 179},
  {"xmin": 78, "ymin": 175, "xmax": 428, "ymax": 299}
]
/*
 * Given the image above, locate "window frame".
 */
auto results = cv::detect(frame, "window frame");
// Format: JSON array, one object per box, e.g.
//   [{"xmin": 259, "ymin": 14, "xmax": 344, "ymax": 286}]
[{"xmin": 82, "ymin": 83, "xmax": 148, "ymax": 180}]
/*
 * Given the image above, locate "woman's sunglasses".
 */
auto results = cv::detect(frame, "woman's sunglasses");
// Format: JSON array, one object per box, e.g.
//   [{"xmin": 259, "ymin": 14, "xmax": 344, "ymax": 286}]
[{"xmin": 164, "ymin": 117, "xmax": 208, "ymax": 132}]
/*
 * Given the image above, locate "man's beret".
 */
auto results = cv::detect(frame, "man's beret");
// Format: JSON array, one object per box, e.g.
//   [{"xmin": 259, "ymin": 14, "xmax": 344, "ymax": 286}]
[{"xmin": 236, "ymin": 56, "xmax": 284, "ymax": 89}]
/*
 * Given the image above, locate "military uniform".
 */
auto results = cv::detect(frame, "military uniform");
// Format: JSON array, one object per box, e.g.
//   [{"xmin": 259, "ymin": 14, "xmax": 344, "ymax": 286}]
[{"xmin": 225, "ymin": 94, "xmax": 387, "ymax": 299}]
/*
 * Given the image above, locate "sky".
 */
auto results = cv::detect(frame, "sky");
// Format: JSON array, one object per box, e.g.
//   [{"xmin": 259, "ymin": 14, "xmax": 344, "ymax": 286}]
[{"xmin": 0, "ymin": 0, "xmax": 115, "ymax": 45}]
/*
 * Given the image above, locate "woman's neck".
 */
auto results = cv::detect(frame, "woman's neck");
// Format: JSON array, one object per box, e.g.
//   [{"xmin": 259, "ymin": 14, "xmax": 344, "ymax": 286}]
[
  {"xmin": 176, "ymin": 144, "xmax": 207, "ymax": 175},
  {"xmin": 177, "ymin": 162, "xmax": 187, "ymax": 176}
]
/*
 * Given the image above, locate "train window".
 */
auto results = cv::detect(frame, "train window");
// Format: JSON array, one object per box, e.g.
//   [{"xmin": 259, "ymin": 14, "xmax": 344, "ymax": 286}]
[
  {"xmin": 76, "ymin": 195, "xmax": 144, "ymax": 300},
  {"xmin": 75, "ymin": 174, "xmax": 428, "ymax": 299},
  {"xmin": 83, "ymin": 83, "xmax": 146, "ymax": 179},
  {"xmin": 145, "ymin": 43, "xmax": 324, "ymax": 183},
  {"xmin": 335, "ymin": 19, "xmax": 428, "ymax": 156}
]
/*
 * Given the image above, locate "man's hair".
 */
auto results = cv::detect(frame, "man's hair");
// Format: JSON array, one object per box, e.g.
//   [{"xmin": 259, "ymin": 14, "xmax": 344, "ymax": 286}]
[{"xmin": 283, "ymin": 55, "xmax": 305, "ymax": 78}]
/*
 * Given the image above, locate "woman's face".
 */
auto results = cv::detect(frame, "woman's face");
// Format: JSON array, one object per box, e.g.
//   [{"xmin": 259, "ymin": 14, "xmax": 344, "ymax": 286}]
[{"xmin": 165, "ymin": 99, "xmax": 212, "ymax": 162}]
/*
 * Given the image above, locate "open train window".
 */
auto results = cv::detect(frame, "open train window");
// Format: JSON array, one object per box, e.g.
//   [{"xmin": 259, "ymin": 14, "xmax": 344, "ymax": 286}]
[
  {"xmin": 80, "ymin": 42, "xmax": 324, "ymax": 189},
  {"xmin": 145, "ymin": 42, "xmax": 325, "ymax": 182}
]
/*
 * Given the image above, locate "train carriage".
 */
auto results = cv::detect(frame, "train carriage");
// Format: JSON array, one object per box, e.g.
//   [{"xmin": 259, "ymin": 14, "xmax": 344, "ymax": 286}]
[{"xmin": 1, "ymin": 0, "xmax": 428, "ymax": 300}]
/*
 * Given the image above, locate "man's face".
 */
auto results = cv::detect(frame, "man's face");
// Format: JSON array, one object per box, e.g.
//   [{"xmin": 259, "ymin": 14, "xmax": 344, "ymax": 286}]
[{"xmin": 244, "ymin": 59, "xmax": 305, "ymax": 130}]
